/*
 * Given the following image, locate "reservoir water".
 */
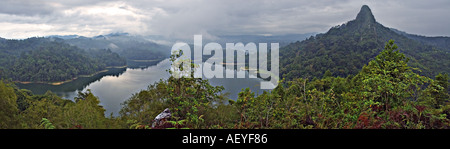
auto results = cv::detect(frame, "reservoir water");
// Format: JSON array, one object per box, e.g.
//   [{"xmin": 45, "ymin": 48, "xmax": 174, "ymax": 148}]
[{"xmin": 17, "ymin": 59, "xmax": 270, "ymax": 116}]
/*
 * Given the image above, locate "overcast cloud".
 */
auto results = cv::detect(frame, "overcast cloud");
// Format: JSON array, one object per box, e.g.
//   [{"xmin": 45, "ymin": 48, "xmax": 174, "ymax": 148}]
[{"xmin": 1, "ymin": 0, "xmax": 449, "ymax": 39}]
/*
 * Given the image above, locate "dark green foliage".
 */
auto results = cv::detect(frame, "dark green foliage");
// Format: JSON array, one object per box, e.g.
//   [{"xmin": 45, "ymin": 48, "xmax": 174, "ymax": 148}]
[
  {"xmin": 280, "ymin": 5, "xmax": 450, "ymax": 81},
  {"xmin": 420, "ymin": 73, "xmax": 449, "ymax": 109},
  {"xmin": 2, "ymin": 5, "xmax": 449, "ymax": 129},
  {"xmin": 323, "ymin": 70, "xmax": 332, "ymax": 78},
  {"xmin": 436, "ymin": 73, "xmax": 449, "ymax": 94},
  {"xmin": 87, "ymin": 49, "xmax": 126, "ymax": 67},
  {"xmin": 0, "ymin": 80, "xmax": 19, "ymax": 128},
  {"xmin": 391, "ymin": 28, "xmax": 450, "ymax": 51},
  {"xmin": 0, "ymin": 37, "xmax": 126, "ymax": 82},
  {"xmin": 236, "ymin": 40, "xmax": 450, "ymax": 129},
  {"xmin": 120, "ymin": 41, "xmax": 450, "ymax": 129},
  {"xmin": 61, "ymin": 34, "xmax": 170, "ymax": 61},
  {"xmin": 1, "ymin": 40, "xmax": 449, "ymax": 129},
  {"xmin": 356, "ymin": 40, "xmax": 429, "ymax": 108},
  {"xmin": 120, "ymin": 50, "xmax": 235, "ymax": 129},
  {"xmin": 0, "ymin": 80, "xmax": 124, "ymax": 129},
  {"xmin": 10, "ymin": 43, "xmax": 103, "ymax": 82}
]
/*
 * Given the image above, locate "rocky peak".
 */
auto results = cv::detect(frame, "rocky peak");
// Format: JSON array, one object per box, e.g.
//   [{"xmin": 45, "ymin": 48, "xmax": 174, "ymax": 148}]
[{"xmin": 355, "ymin": 5, "xmax": 376, "ymax": 25}]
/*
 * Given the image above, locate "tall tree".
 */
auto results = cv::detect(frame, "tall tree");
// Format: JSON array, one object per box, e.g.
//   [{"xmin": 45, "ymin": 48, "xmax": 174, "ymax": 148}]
[
  {"xmin": 357, "ymin": 40, "xmax": 429, "ymax": 109},
  {"xmin": 0, "ymin": 80, "xmax": 19, "ymax": 128}
]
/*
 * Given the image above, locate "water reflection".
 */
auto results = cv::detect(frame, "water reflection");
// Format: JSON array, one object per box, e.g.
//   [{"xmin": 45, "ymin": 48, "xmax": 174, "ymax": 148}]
[
  {"xmin": 17, "ymin": 67, "xmax": 127, "ymax": 96},
  {"xmin": 17, "ymin": 58, "xmax": 270, "ymax": 116}
]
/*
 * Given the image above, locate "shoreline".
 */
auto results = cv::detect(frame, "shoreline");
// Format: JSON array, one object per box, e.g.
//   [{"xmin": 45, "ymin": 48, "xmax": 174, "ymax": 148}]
[
  {"xmin": 106, "ymin": 65, "xmax": 127, "ymax": 69},
  {"xmin": 14, "ymin": 65, "xmax": 127, "ymax": 86},
  {"xmin": 129, "ymin": 59, "xmax": 161, "ymax": 62}
]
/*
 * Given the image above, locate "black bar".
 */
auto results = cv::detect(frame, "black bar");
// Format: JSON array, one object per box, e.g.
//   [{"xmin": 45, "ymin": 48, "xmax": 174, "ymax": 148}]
[{"xmin": 1, "ymin": 129, "xmax": 448, "ymax": 146}]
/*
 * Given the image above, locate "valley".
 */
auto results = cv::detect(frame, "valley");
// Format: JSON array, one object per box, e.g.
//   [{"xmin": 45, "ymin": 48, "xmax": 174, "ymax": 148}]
[{"xmin": 0, "ymin": 4, "xmax": 449, "ymax": 129}]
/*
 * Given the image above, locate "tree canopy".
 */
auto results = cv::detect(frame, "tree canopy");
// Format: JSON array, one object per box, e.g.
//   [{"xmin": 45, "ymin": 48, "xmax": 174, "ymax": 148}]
[
  {"xmin": 0, "ymin": 37, "xmax": 126, "ymax": 82},
  {"xmin": 0, "ymin": 40, "xmax": 448, "ymax": 129}
]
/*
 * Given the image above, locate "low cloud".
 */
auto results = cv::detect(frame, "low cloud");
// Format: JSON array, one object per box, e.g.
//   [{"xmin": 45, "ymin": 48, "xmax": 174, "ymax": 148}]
[{"xmin": 0, "ymin": 0, "xmax": 449, "ymax": 39}]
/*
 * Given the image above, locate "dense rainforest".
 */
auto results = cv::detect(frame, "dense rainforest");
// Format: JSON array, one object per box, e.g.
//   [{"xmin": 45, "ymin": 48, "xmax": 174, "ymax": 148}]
[
  {"xmin": 280, "ymin": 5, "xmax": 450, "ymax": 81},
  {"xmin": 0, "ymin": 5, "xmax": 449, "ymax": 129},
  {"xmin": 1, "ymin": 40, "xmax": 449, "ymax": 129},
  {"xmin": 57, "ymin": 33, "xmax": 170, "ymax": 62},
  {"xmin": 0, "ymin": 37, "xmax": 126, "ymax": 82}
]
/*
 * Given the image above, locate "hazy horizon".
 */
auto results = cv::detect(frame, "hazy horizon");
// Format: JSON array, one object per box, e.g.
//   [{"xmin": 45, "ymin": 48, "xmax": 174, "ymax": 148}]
[{"xmin": 1, "ymin": 0, "xmax": 450, "ymax": 40}]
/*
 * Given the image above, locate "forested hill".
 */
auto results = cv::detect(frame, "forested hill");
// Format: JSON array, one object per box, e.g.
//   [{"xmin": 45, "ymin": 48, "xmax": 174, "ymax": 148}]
[
  {"xmin": 280, "ymin": 5, "xmax": 450, "ymax": 80},
  {"xmin": 52, "ymin": 33, "xmax": 170, "ymax": 61},
  {"xmin": 390, "ymin": 28, "xmax": 450, "ymax": 51},
  {"xmin": 0, "ymin": 37, "xmax": 126, "ymax": 82}
]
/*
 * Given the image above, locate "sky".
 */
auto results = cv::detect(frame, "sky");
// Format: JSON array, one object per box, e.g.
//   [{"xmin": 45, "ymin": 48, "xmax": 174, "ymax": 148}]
[{"xmin": 1, "ymin": 0, "xmax": 449, "ymax": 40}]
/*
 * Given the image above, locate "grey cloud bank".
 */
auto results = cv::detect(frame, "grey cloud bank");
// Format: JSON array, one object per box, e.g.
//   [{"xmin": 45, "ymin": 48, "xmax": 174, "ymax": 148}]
[{"xmin": 0, "ymin": 0, "xmax": 449, "ymax": 39}]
